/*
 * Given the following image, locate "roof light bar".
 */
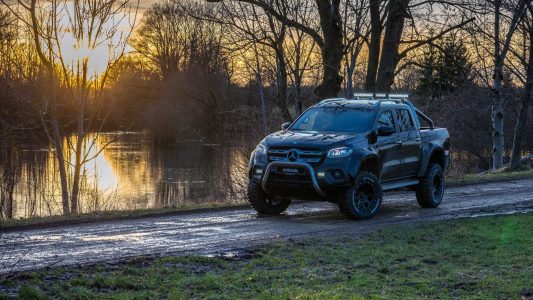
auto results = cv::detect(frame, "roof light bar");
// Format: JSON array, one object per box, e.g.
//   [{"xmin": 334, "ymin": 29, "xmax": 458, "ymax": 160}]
[
  {"xmin": 353, "ymin": 93, "xmax": 374, "ymax": 98},
  {"xmin": 353, "ymin": 92, "xmax": 410, "ymax": 99}
]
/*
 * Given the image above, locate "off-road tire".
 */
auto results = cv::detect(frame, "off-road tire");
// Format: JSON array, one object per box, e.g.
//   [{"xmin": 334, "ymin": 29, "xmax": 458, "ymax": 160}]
[
  {"xmin": 247, "ymin": 181, "xmax": 291, "ymax": 215},
  {"xmin": 416, "ymin": 163, "xmax": 445, "ymax": 208},
  {"xmin": 338, "ymin": 172, "xmax": 383, "ymax": 220}
]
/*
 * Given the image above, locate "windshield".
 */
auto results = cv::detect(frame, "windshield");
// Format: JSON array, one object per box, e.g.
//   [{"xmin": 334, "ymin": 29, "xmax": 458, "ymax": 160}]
[{"xmin": 290, "ymin": 107, "xmax": 375, "ymax": 133}]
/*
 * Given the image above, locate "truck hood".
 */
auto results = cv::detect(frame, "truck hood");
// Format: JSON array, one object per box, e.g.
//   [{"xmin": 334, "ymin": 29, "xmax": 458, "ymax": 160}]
[{"xmin": 264, "ymin": 130, "xmax": 356, "ymax": 149}]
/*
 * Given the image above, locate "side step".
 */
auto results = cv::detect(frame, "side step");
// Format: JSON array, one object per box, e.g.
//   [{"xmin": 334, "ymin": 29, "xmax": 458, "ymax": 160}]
[{"xmin": 381, "ymin": 179, "xmax": 419, "ymax": 191}]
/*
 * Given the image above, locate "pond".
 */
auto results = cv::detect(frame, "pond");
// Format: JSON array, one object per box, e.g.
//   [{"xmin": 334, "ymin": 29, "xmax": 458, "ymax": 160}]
[{"xmin": 4, "ymin": 132, "xmax": 250, "ymax": 219}]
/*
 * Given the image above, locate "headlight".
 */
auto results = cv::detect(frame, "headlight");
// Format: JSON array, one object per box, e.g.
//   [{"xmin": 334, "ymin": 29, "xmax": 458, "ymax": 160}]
[
  {"xmin": 256, "ymin": 143, "xmax": 267, "ymax": 155},
  {"xmin": 327, "ymin": 147, "xmax": 353, "ymax": 158}
]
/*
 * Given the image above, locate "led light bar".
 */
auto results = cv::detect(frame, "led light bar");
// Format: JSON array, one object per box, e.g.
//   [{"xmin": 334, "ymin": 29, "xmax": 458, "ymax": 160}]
[{"xmin": 353, "ymin": 92, "xmax": 410, "ymax": 99}]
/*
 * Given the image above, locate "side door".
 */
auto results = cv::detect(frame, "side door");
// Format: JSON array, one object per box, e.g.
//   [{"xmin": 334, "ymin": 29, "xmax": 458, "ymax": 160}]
[
  {"xmin": 395, "ymin": 108, "xmax": 422, "ymax": 178},
  {"xmin": 373, "ymin": 110, "xmax": 402, "ymax": 182}
]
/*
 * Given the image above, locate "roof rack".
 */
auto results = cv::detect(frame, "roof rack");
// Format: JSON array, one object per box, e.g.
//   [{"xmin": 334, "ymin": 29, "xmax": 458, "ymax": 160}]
[
  {"xmin": 318, "ymin": 94, "xmax": 411, "ymax": 107},
  {"xmin": 318, "ymin": 97, "xmax": 347, "ymax": 104},
  {"xmin": 316, "ymin": 93, "xmax": 435, "ymax": 129},
  {"xmin": 353, "ymin": 92, "xmax": 410, "ymax": 102},
  {"xmin": 353, "ymin": 92, "xmax": 435, "ymax": 129}
]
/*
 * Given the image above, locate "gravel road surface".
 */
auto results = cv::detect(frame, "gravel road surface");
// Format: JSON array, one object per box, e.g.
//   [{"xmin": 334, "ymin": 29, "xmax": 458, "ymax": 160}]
[{"xmin": 1, "ymin": 178, "xmax": 533, "ymax": 273}]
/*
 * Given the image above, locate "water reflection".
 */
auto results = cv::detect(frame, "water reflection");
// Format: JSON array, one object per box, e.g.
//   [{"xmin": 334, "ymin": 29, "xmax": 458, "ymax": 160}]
[{"xmin": 8, "ymin": 132, "xmax": 247, "ymax": 219}]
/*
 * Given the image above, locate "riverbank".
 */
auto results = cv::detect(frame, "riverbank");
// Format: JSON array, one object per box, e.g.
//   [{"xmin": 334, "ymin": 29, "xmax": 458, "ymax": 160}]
[
  {"xmin": 2, "ymin": 167, "xmax": 533, "ymax": 232},
  {"xmin": 2, "ymin": 213, "xmax": 532, "ymax": 299}
]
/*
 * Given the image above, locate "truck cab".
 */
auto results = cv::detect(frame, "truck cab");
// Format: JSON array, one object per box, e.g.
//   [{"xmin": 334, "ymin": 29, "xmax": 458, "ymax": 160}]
[{"xmin": 248, "ymin": 94, "xmax": 450, "ymax": 220}]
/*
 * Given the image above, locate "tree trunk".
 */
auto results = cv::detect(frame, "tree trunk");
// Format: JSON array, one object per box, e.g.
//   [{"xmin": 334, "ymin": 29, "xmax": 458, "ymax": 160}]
[
  {"xmin": 346, "ymin": 65, "xmax": 354, "ymax": 99},
  {"xmin": 70, "ymin": 85, "xmax": 87, "ymax": 214},
  {"xmin": 1, "ymin": 144, "xmax": 18, "ymax": 220},
  {"xmin": 294, "ymin": 70, "xmax": 303, "ymax": 115},
  {"xmin": 375, "ymin": 0, "xmax": 409, "ymax": 92},
  {"xmin": 492, "ymin": 0, "xmax": 504, "ymax": 169},
  {"xmin": 0, "ymin": 190, "xmax": 4, "ymax": 219},
  {"xmin": 275, "ymin": 47, "xmax": 293, "ymax": 122},
  {"xmin": 365, "ymin": 0, "xmax": 382, "ymax": 91},
  {"xmin": 314, "ymin": 0, "xmax": 343, "ymax": 100},
  {"xmin": 492, "ymin": 70, "xmax": 505, "ymax": 169},
  {"xmin": 254, "ymin": 50, "xmax": 268, "ymax": 134},
  {"xmin": 70, "ymin": 136, "xmax": 83, "ymax": 214},
  {"xmin": 1, "ymin": 144, "xmax": 14, "ymax": 219},
  {"xmin": 52, "ymin": 119, "xmax": 70, "ymax": 215},
  {"xmin": 491, "ymin": 0, "xmax": 527, "ymax": 169},
  {"xmin": 510, "ymin": 26, "xmax": 533, "ymax": 170},
  {"xmin": 6, "ymin": 189, "xmax": 14, "ymax": 220}
]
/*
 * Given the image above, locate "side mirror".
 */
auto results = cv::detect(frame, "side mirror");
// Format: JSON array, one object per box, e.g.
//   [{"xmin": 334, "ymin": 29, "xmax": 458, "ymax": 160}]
[
  {"xmin": 368, "ymin": 131, "xmax": 377, "ymax": 144},
  {"xmin": 377, "ymin": 126, "xmax": 395, "ymax": 136},
  {"xmin": 282, "ymin": 122, "xmax": 291, "ymax": 130}
]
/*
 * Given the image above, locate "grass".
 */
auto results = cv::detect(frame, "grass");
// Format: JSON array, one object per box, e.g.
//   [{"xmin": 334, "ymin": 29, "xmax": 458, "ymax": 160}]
[
  {"xmin": 447, "ymin": 167, "xmax": 533, "ymax": 186},
  {"xmin": 1, "ymin": 214, "xmax": 532, "ymax": 299},
  {"xmin": 2, "ymin": 167, "xmax": 533, "ymax": 232}
]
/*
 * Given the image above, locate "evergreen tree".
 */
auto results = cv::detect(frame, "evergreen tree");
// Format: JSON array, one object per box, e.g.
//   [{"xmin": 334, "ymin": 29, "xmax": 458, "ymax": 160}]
[{"xmin": 415, "ymin": 36, "xmax": 472, "ymax": 114}]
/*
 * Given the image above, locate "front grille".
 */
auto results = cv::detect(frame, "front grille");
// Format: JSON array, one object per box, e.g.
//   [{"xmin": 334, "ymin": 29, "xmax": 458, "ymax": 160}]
[
  {"xmin": 267, "ymin": 168, "xmax": 313, "ymax": 186},
  {"xmin": 268, "ymin": 147, "xmax": 323, "ymax": 165}
]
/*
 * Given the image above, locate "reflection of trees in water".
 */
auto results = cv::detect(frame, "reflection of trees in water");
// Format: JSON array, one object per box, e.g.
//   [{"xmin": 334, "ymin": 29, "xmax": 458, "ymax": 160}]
[
  {"xmin": 0, "ymin": 139, "xmax": 21, "ymax": 219},
  {"xmin": 4, "ymin": 133, "xmax": 249, "ymax": 218},
  {"xmin": 150, "ymin": 141, "xmax": 226, "ymax": 207},
  {"xmin": 1, "ymin": 140, "xmax": 54, "ymax": 219},
  {"xmin": 20, "ymin": 150, "xmax": 49, "ymax": 217},
  {"xmin": 5, "ymin": 133, "xmax": 123, "ymax": 218}
]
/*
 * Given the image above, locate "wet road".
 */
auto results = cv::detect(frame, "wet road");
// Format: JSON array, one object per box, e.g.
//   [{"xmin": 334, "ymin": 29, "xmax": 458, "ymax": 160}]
[{"xmin": 1, "ymin": 178, "xmax": 533, "ymax": 273}]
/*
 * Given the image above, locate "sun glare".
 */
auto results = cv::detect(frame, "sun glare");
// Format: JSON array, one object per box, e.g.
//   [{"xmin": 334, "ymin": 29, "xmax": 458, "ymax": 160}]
[
  {"xmin": 62, "ymin": 34, "xmax": 111, "ymax": 78},
  {"xmin": 56, "ymin": 1, "xmax": 137, "ymax": 78}
]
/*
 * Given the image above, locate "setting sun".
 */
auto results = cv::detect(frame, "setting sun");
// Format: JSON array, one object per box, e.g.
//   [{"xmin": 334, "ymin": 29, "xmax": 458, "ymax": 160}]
[{"xmin": 62, "ymin": 37, "xmax": 110, "ymax": 77}]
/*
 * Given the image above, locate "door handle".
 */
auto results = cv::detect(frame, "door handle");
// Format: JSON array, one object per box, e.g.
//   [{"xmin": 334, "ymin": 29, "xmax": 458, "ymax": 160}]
[
  {"xmin": 396, "ymin": 140, "xmax": 403, "ymax": 145},
  {"xmin": 414, "ymin": 137, "xmax": 421, "ymax": 142}
]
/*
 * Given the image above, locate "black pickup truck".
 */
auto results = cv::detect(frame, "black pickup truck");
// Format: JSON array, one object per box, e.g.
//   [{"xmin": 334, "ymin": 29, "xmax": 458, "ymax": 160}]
[{"xmin": 248, "ymin": 94, "xmax": 450, "ymax": 219}]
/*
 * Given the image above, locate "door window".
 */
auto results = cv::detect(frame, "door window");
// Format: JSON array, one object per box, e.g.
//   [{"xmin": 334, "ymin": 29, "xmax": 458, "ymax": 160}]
[
  {"xmin": 376, "ymin": 110, "xmax": 395, "ymax": 131},
  {"xmin": 396, "ymin": 109, "xmax": 414, "ymax": 132}
]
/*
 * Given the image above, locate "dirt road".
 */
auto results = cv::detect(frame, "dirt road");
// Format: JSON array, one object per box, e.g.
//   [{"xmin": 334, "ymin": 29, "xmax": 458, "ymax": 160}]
[{"xmin": 1, "ymin": 178, "xmax": 533, "ymax": 274}]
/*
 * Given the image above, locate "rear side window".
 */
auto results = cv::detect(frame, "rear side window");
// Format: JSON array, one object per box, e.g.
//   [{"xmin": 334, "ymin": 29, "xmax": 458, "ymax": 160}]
[
  {"xmin": 376, "ymin": 110, "xmax": 395, "ymax": 131},
  {"xmin": 396, "ymin": 109, "xmax": 414, "ymax": 132}
]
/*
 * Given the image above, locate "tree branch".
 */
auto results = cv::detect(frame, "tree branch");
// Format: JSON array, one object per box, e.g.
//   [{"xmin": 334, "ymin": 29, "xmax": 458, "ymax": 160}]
[{"xmin": 398, "ymin": 17, "xmax": 475, "ymax": 59}]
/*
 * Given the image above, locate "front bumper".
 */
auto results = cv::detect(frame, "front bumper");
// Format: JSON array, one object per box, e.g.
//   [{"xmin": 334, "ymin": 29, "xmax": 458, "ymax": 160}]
[
  {"xmin": 261, "ymin": 162, "xmax": 327, "ymax": 197},
  {"xmin": 251, "ymin": 159, "xmax": 355, "ymax": 199}
]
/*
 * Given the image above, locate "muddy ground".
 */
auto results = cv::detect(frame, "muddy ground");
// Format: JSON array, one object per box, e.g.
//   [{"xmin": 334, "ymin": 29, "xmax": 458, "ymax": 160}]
[{"xmin": 1, "ymin": 178, "xmax": 533, "ymax": 274}]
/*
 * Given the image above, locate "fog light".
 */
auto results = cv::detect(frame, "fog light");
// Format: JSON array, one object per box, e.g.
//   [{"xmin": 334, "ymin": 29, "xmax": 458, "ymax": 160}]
[
  {"xmin": 317, "ymin": 171, "xmax": 325, "ymax": 178},
  {"xmin": 331, "ymin": 170, "xmax": 344, "ymax": 179}
]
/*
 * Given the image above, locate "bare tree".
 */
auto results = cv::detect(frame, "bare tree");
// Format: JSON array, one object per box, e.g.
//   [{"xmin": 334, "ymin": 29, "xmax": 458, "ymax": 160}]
[
  {"xmin": 369, "ymin": 0, "xmax": 475, "ymax": 91},
  {"xmin": 198, "ymin": 1, "xmax": 296, "ymax": 121},
  {"xmin": 490, "ymin": 0, "xmax": 526, "ymax": 169},
  {"xmin": 206, "ymin": 0, "xmax": 343, "ymax": 99},
  {"xmin": 2, "ymin": 0, "xmax": 138, "ymax": 214},
  {"xmin": 0, "ymin": 7, "xmax": 30, "ymax": 220},
  {"xmin": 510, "ymin": 3, "xmax": 533, "ymax": 170},
  {"xmin": 342, "ymin": 0, "xmax": 370, "ymax": 98},
  {"xmin": 209, "ymin": 0, "xmax": 475, "ymax": 99},
  {"xmin": 467, "ymin": 0, "xmax": 527, "ymax": 169},
  {"xmin": 132, "ymin": 1, "xmax": 225, "ymax": 80},
  {"xmin": 286, "ymin": 21, "xmax": 319, "ymax": 114}
]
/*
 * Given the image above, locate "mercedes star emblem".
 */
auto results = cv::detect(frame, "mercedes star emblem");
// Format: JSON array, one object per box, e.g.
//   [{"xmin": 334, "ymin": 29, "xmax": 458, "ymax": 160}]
[{"xmin": 287, "ymin": 150, "xmax": 299, "ymax": 161}]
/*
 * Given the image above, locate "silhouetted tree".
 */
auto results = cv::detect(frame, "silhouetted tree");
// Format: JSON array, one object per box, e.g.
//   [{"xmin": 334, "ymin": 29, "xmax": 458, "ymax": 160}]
[
  {"xmin": 415, "ymin": 37, "xmax": 472, "ymax": 114},
  {"xmin": 511, "ymin": 3, "xmax": 533, "ymax": 170}
]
